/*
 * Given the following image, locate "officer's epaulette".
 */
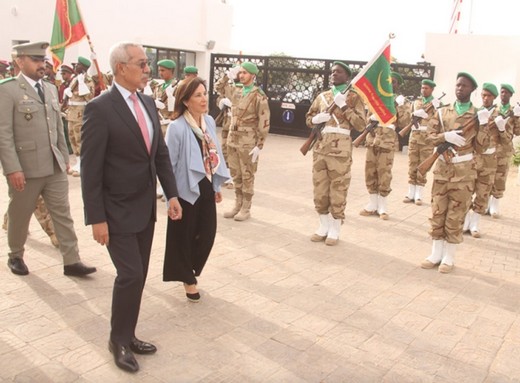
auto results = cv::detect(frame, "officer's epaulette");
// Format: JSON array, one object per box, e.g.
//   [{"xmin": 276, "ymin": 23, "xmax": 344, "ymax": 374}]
[
  {"xmin": 0, "ymin": 77, "xmax": 16, "ymax": 85},
  {"xmin": 255, "ymin": 87, "xmax": 266, "ymax": 97}
]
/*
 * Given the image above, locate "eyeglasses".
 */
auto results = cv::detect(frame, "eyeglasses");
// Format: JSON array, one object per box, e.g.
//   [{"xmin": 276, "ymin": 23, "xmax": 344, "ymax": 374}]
[
  {"xmin": 27, "ymin": 56, "xmax": 46, "ymax": 62},
  {"xmin": 123, "ymin": 60, "xmax": 150, "ymax": 70}
]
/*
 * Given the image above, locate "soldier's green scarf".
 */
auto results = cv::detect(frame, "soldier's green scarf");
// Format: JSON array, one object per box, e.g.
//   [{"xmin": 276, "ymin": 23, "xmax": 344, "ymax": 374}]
[{"xmin": 454, "ymin": 101, "xmax": 472, "ymax": 115}]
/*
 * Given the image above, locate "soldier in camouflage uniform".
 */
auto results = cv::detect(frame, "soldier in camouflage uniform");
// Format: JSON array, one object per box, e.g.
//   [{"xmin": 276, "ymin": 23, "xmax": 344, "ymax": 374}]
[
  {"xmin": 64, "ymin": 56, "xmax": 95, "ymax": 177},
  {"xmin": 487, "ymin": 84, "xmax": 518, "ymax": 218},
  {"xmin": 403, "ymin": 79, "xmax": 440, "ymax": 205},
  {"xmin": 421, "ymin": 72, "xmax": 491, "ymax": 273},
  {"xmin": 0, "ymin": 60, "xmax": 10, "ymax": 79},
  {"xmin": 215, "ymin": 62, "xmax": 270, "ymax": 221},
  {"xmin": 305, "ymin": 61, "xmax": 366, "ymax": 245},
  {"xmin": 153, "ymin": 59, "xmax": 177, "ymax": 136},
  {"xmin": 463, "ymin": 83, "xmax": 501, "ymax": 238},
  {"xmin": 360, "ymin": 71, "xmax": 411, "ymax": 220}
]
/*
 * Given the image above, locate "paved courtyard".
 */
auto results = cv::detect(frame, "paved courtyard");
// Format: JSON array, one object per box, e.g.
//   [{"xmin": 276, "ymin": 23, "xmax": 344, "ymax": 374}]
[{"xmin": 1, "ymin": 132, "xmax": 520, "ymax": 382}]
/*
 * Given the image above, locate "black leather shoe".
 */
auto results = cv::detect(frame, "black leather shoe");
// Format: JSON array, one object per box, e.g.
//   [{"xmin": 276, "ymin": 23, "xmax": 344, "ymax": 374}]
[
  {"xmin": 8, "ymin": 258, "xmax": 29, "ymax": 276},
  {"xmin": 130, "ymin": 337, "xmax": 157, "ymax": 355},
  {"xmin": 186, "ymin": 292, "xmax": 200, "ymax": 302},
  {"xmin": 63, "ymin": 262, "xmax": 97, "ymax": 276},
  {"xmin": 108, "ymin": 340, "xmax": 139, "ymax": 373}
]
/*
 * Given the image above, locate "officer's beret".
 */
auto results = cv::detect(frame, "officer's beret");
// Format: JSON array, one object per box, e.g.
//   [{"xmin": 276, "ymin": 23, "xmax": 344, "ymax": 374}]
[
  {"xmin": 391, "ymin": 72, "xmax": 404, "ymax": 85},
  {"xmin": 12, "ymin": 41, "xmax": 49, "ymax": 58},
  {"xmin": 332, "ymin": 61, "xmax": 352, "ymax": 77},
  {"xmin": 241, "ymin": 61, "xmax": 259, "ymax": 75},
  {"xmin": 60, "ymin": 64, "xmax": 74, "ymax": 74},
  {"xmin": 421, "ymin": 79, "xmax": 436, "ymax": 88},
  {"xmin": 500, "ymin": 83, "xmax": 515, "ymax": 95},
  {"xmin": 158, "ymin": 59, "xmax": 176, "ymax": 69},
  {"xmin": 482, "ymin": 82, "xmax": 498, "ymax": 97},
  {"xmin": 77, "ymin": 56, "xmax": 91, "ymax": 68},
  {"xmin": 183, "ymin": 66, "xmax": 198, "ymax": 74},
  {"xmin": 456, "ymin": 72, "xmax": 478, "ymax": 88}
]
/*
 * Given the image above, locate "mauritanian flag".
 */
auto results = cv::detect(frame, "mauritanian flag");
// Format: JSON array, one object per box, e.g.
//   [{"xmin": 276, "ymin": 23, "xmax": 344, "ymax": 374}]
[
  {"xmin": 50, "ymin": 0, "xmax": 87, "ymax": 71},
  {"xmin": 350, "ymin": 40, "xmax": 396, "ymax": 126}
]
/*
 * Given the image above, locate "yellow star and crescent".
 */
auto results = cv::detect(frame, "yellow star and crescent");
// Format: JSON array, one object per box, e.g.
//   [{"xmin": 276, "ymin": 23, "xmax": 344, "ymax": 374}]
[{"xmin": 377, "ymin": 71, "xmax": 393, "ymax": 97}]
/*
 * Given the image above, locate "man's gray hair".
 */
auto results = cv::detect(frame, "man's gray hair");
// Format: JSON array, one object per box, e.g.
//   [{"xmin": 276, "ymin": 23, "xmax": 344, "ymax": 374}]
[{"xmin": 109, "ymin": 42, "xmax": 143, "ymax": 75}]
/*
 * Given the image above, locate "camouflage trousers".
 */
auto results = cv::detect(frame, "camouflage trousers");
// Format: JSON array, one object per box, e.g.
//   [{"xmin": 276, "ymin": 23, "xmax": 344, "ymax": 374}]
[
  {"xmin": 3, "ymin": 195, "xmax": 57, "ymax": 239},
  {"xmin": 227, "ymin": 146, "xmax": 258, "ymax": 198},
  {"xmin": 67, "ymin": 120, "xmax": 82, "ymax": 155},
  {"xmin": 365, "ymin": 146, "xmax": 394, "ymax": 197},
  {"xmin": 312, "ymin": 152, "xmax": 351, "ymax": 220},
  {"xmin": 471, "ymin": 154, "xmax": 497, "ymax": 214},
  {"xmin": 491, "ymin": 154, "xmax": 510, "ymax": 199},
  {"xmin": 407, "ymin": 141, "xmax": 434, "ymax": 186},
  {"xmin": 430, "ymin": 179, "xmax": 474, "ymax": 244}
]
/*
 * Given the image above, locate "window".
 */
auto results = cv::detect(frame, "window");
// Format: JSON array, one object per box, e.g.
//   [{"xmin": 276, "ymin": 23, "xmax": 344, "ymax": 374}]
[{"xmin": 143, "ymin": 45, "xmax": 196, "ymax": 79}]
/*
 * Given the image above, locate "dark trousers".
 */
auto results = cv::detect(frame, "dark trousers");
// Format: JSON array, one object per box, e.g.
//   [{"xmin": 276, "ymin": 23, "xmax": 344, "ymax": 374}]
[
  {"xmin": 163, "ymin": 178, "xmax": 216, "ymax": 285},
  {"xmin": 107, "ymin": 218, "xmax": 155, "ymax": 345}
]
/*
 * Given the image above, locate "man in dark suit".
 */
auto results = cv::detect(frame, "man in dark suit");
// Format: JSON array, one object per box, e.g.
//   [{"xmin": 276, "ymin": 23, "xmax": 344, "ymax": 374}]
[
  {"xmin": 0, "ymin": 41, "xmax": 96, "ymax": 277},
  {"xmin": 80, "ymin": 42, "xmax": 182, "ymax": 373}
]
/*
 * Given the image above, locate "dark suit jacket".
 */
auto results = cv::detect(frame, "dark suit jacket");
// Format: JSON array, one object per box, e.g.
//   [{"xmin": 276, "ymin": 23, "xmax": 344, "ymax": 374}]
[{"xmin": 81, "ymin": 85, "xmax": 178, "ymax": 233}]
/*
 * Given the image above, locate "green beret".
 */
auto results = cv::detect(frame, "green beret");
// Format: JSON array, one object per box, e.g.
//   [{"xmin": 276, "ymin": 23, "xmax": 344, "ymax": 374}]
[
  {"xmin": 500, "ymin": 83, "xmax": 515, "ymax": 94},
  {"xmin": 332, "ymin": 61, "xmax": 352, "ymax": 77},
  {"xmin": 456, "ymin": 72, "xmax": 477, "ymax": 88},
  {"xmin": 391, "ymin": 72, "xmax": 404, "ymax": 85},
  {"xmin": 183, "ymin": 66, "xmax": 198, "ymax": 74},
  {"xmin": 241, "ymin": 61, "xmax": 259, "ymax": 75},
  {"xmin": 12, "ymin": 41, "xmax": 49, "ymax": 58},
  {"xmin": 421, "ymin": 79, "xmax": 436, "ymax": 88},
  {"xmin": 77, "ymin": 56, "xmax": 91, "ymax": 68},
  {"xmin": 482, "ymin": 82, "xmax": 498, "ymax": 97},
  {"xmin": 158, "ymin": 59, "xmax": 176, "ymax": 69}
]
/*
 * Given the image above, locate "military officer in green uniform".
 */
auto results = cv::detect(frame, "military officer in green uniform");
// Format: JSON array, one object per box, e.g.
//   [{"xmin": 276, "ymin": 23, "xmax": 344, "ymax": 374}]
[
  {"xmin": 215, "ymin": 62, "xmax": 270, "ymax": 221},
  {"xmin": 152, "ymin": 59, "xmax": 177, "ymax": 135},
  {"xmin": 305, "ymin": 61, "xmax": 366, "ymax": 245},
  {"xmin": 0, "ymin": 41, "xmax": 96, "ymax": 276},
  {"xmin": 421, "ymin": 72, "xmax": 491, "ymax": 273}
]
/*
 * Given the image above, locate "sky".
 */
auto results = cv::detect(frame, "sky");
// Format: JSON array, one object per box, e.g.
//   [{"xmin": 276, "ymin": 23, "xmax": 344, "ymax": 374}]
[{"xmin": 229, "ymin": 0, "xmax": 520, "ymax": 64}]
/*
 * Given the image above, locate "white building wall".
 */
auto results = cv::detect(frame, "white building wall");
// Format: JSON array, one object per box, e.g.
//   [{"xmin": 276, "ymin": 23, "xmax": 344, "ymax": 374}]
[{"xmin": 1, "ymin": 0, "xmax": 234, "ymax": 80}]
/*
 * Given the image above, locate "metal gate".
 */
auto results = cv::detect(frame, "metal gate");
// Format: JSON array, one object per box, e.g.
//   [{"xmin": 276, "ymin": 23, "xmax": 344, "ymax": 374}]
[{"xmin": 209, "ymin": 54, "xmax": 435, "ymax": 138}]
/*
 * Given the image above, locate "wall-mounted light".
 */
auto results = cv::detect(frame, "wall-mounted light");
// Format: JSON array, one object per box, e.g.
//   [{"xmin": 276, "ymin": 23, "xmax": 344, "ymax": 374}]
[{"xmin": 206, "ymin": 40, "xmax": 216, "ymax": 50}]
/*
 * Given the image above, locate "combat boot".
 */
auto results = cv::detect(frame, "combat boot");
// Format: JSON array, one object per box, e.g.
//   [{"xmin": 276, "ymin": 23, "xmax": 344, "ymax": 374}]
[
  {"xmin": 360, "ymin": 194, "xmax": 378, "ymax": 216},
  {"xmin": 377, "ymin": 195, "xmax": 389, "ymax": 220},
  {"xmin": 421, "ymin": 239, "xmax": 444, "ymax": 269},
  {"xmin": 414, "ymin": 185, "xmax": 424, "ymax": 206},
  {"xmin": 311, "ymin": 214, "xmax": 330, "ymax": 242},
  {"xmin": 439, "ymin": 242, "xmax": 457, "ymax": 273},
  {"xmin": 224, "ymin": 192, "xmax": 243, "ymax": 219},
  {"xmin": 469, "ymin": 212, "xmax": 481, "ymax": 238},
  {"xmin": 234, "ymin": 197, "xmax": 251, "ymax": 221},
  {"xmin": 403, "ymin": 184, "xmax": 416, "ymax": 203},
  {"xmin": 325, "ymin": 216, "xmax": 341, "ymax": 246}
]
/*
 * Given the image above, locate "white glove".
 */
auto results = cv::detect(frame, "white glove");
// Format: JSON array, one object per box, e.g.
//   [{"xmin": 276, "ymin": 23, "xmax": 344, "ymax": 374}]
[
  {"xmin": 369, "ymin": 114, "xmax": 379, "ymax": 122},
  {"xmin": 165, "ymin": 86, "xmax": 175, "ymax": 112},
  {"xmin": 218, "ymin": 97, "xmax": 232, "ymax": 110},
  {"xmin": 311, "ymin": 112, "xmax": 331, "ymax": 125},
  {"xmin": 77, "ymin": 74, "xmax": 90, "ymax": 96},
  {"xmin": 334, "ymin": 92, "xmax": 347, "ymax": 108},
  {"xmin": 142, "ymin": 84, "xmax": 153, "ymax": 96},
  {"xmin": 444, "ymin": 130, "xmax": 466, "ymax": 147},
  {"xmin": 494, "ymin": 115, "xmax": 508, "ymax": 132},
  {"xmin": 513, "ymin": 104, "xmax": 520, "ymax": 117},
  {"xmin": 477, "ymin": 108, "xmax": 491, "ymax": 125},
  {"xmin": 90, "ymin": 52, "xmax": 97, "ymax": 61},
  {"xmin": 226, "ymin": 66, "xmax": 240, "ymax": 79},
  {"xmin": 249, "ymin": 146, "xmax": 261, "ymax": 163},
  {"xmin": 64, "ymin": 87, "xmax": 73, "ymax": 98},
  {"xmin": 431, "ymin": 98, "xmax": 441, "ymax": 109},
  {"xmin": 160, "ymin": 118, "xmax": 172, "ymax": 126},
  {"xmin": 395, "ymin": 94, "xmax": 405, "ymax": 106},
  {"xmin": 155, "ymin": 99, "xmax": 166, "ymax": 110},
  {"xmin": 412, "ymin": 109, "xmax": 428, "ymax": 119}
]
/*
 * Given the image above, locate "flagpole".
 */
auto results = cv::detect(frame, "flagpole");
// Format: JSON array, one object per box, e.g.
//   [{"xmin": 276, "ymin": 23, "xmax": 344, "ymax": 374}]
[{"xmin": 75, "ymin": 0, "xmax": 106, "ymax": 90}]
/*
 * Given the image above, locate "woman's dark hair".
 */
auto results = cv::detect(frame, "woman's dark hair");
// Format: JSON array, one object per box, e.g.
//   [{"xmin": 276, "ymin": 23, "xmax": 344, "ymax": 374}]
[{"xmin": 172, "ymin": 77, "xmax": 207, "ymax": 120}]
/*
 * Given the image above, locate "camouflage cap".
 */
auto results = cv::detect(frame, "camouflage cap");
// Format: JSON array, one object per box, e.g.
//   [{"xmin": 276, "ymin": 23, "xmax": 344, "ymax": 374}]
[
  {"xmin": 183, "ymin": 65, "xmax": 198, "ymax": 74},
  {"xmin": 77, "ymin": 56, "xmax": 91, "ymax": 68},
  {"xmin": 12, "ymin": 41, "xmax": 49, "ymax": 58},
  {"xmin": 421, "ymin": 79, "xmax": 436, "ymax": 88},
  {"xmin": 500, "ymin": 83, "xmax": 515, "ymax": 94},
  {"xmin": 482, "ymin": 82, "xmax": 498, "ymax": 97},
  {"xmin": 457, "ymin": 72, "xmax": 478, "ymax": 88},
  {"xmin": 332, "ymin": 61, "xmax": 352, "ymax": 77},
  {"xmin": 241, "ymin": 61, "xmax": 259, "ymax": 75},
  {"xmin": 158, "ymin": 59, "xmax": 176, "ymax": 69}
]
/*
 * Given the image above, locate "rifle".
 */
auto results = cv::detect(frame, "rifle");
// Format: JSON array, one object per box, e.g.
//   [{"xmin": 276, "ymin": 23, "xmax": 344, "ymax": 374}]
[
  {"xmin": 214, "ymin": 104, "xmax": 229, "ymax": 127},
  {"xmin": 398, "ymin": 92, "xmax": 446, "ymax": 138},
  {"xmin": 299, "ymin": 84, "xmax": 352, "ymax": 156},
  {"xmin": 352, "ymin": 119, "xmax": 379, "ymax": 147},
  {"xmin": 416, "ymin": 104, "xmax": 498, "ymax": 176}
]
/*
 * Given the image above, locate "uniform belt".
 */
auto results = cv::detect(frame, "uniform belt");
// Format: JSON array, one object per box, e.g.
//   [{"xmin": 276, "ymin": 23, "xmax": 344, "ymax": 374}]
[
  {"xmin": 482, "ymin": 147, "xmax": 496, "ymax": 155},
  {"xmin": 412, "ymin": 125, "xmax": 428, "ymax": 131},
  {"xmin": 322, "ymin": 126, "xmax": 350, "ymax": 136},
  {"xmin": 68, "ymin": 101, "xmax": 87, "ymax": 106},
  {"xmin": 233, "ymin": 125, "xmax": 255, "ymax": 132},
  {"xmin": 440, "ymin": 153, "xmax": 473, "ymax": 164},
  {"xmin": 385, "ymin": 124, "xmax": 395, "ymax": 131}
]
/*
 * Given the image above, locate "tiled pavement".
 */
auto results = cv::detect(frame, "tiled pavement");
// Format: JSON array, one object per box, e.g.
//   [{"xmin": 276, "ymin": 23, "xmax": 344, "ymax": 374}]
[{"xmin": 1, "ymin": 133, "xmax": 519, "ymax": 383}]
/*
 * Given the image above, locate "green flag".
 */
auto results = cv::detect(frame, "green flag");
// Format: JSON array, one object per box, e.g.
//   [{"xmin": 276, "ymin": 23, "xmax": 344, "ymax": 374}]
[
  {"xmin": 351, "ymin": 40, "xmax": 396, "ymax": 126},
  {"xmin": 50, "ymin": 0, "xmax": 87, "ymax": 71}
]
